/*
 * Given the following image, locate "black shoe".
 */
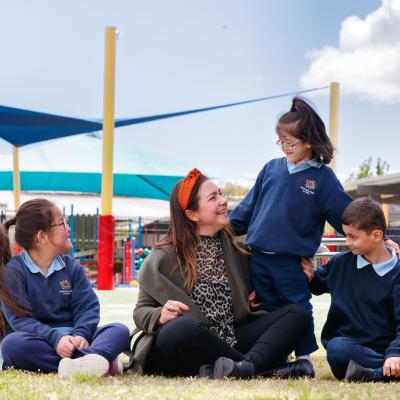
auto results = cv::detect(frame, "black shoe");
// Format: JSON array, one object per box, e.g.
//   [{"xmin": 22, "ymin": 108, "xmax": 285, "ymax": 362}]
[
  {"xmin": 213, "ymin": 357, "xmax": 255, "ymax": 379},
  {"xmin": 345, "ymin": 360, "xmax": 379, "ymax": 382},
  {"xmin": 262, "ymin": 359, "xmax": 315, "ymax": 379},
  {"xmin": 199, "ymin": 364, "xmax": 214, "ymax": 378}
]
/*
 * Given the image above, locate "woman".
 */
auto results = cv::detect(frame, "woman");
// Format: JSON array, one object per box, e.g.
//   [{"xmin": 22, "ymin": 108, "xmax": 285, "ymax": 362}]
[{"xmin": 132, "ymin": 168, "xmax": 311, "ymax": 378}]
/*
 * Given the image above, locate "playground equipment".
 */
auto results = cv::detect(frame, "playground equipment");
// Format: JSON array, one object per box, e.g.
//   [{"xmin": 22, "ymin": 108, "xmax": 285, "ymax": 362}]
[{"xmin": 65, "ymin": 205, "xmax": 168, "ymax": 287}]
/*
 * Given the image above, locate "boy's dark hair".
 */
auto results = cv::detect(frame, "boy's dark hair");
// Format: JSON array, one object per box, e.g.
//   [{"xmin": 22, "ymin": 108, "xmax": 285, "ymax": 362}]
[
  {"xmin": 342, "ymin": 197, "xmax": 386, "ymax": 234},
  {"xmin": 276, "ymin": 97, "xmax": 333, "ymax": 164}
]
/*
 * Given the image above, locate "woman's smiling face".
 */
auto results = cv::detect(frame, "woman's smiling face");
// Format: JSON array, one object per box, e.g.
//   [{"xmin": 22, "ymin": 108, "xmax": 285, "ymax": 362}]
[{"xmin": 189, "ymin": 180, "xmax": 229, "ymax": 236}]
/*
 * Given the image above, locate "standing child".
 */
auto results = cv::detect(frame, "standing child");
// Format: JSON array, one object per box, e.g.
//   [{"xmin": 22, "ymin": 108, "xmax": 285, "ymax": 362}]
[
  {"xmin": 0, "ymin": 199, "xmax": 130, "ymax": 377},
  {"xmin": 229, "ymin": 97, "xmax": 353, "ymax": 377}
]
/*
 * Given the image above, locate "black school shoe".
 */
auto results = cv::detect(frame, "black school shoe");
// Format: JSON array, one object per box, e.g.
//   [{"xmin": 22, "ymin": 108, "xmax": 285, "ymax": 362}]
[
  {"xmin": 261, "ymin": 359, "xmax": 315, "ymax": 379},
  {"xmin": 213, "ymin": 357, "xmax": 255, "ymax": 379},
  {"xmin": 344, "ymin": 360, "xmax": 388, "ymax": 382}
]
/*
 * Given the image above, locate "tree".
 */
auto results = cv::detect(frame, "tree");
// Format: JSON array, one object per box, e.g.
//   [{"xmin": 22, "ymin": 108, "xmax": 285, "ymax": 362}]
[
  {"xmin": 222, "ymin": 182, "xmax": 250, "ymax": 202},
  {"xmin": 348, "ymin": 157, "xmax": 390, "ymax": 181},
  {"xmin": 376, "ymin": 157, "xmax": 390, "ymax": 176}
]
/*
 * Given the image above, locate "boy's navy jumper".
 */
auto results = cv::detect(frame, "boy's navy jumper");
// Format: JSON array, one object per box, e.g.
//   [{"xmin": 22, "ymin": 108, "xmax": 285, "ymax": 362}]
[
  {"xmin": 1, "ymin": 253, "xmax": 129, "ymax": 373},
  {"xmin": 229, "ymin": 158, "xmax": 352, "ymax": 356},
  {"xmin": 311, "ymin": 249, "xmax": 400, "ymax": 379}
]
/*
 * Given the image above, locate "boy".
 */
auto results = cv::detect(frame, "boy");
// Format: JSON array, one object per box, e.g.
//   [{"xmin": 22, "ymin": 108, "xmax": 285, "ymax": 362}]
[{"xmin": 302, "ymin": 197, "xmax": 400, "ymax": 381}]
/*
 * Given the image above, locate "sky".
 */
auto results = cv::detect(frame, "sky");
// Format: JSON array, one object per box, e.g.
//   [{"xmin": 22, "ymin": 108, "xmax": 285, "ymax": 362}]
[{"xmin": 0, "ymin": 0, "xmax": 399, "ymax": 184}]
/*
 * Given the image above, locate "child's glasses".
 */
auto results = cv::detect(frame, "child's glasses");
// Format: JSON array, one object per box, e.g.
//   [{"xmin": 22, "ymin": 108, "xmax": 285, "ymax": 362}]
[
  {"xmin": 51, "ymin": 218, "xmax": 68, "ymax": 230},
  {"xmin": 276, "ymin": 140, "xmax": 302, "ymax": 150}
]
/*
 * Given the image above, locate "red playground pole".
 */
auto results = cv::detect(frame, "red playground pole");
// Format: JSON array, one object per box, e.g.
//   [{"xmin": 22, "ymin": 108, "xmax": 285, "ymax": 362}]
[
  {"xmin": 97, "ymin": 215, "xmax": 115, "ymax": 290},
  {"xmin": 123, "ymin": 240, "xmax": 132, "ymax": 284}
]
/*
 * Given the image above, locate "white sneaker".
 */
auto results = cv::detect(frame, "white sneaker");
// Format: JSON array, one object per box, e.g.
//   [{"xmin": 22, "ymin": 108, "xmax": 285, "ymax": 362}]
[{"xmin": 58, "ymin": 354, "xmax": 109, "ymax": 378}]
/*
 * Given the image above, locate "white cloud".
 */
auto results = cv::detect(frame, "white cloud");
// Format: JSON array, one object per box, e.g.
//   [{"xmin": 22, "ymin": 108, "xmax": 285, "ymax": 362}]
[{"xmin": 300, "ymin": 0, "xmax": 400, "ymax": 104}]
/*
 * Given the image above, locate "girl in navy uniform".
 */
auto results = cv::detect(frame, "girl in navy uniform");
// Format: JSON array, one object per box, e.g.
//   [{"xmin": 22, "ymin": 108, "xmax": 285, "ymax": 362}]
[
  {"xmin": 0, "ymin": 198, "xmax": 129, "ymax": 377},
  {"xmin": 230, "ymin": 97, "xmax": 355, "ymax": 375}
]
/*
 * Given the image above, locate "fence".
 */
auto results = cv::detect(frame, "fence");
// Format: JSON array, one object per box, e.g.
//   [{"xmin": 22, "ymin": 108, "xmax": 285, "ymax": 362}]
[{"xmin": 3, "ymin": 205, "xmax": 400, "ymax": 273}]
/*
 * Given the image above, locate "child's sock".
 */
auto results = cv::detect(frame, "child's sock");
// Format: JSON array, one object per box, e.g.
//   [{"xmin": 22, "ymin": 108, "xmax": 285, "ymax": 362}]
[{"xmin": 107, "ymin": 357, "xmax": 123, "ymax": 376}]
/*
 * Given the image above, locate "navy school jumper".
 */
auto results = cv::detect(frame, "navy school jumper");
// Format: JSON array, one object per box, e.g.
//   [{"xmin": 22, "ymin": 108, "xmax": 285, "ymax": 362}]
[
  {"xmin": 2, "ymin": 254, "xmax": 100, "ymax": 347},
  {"xmin": 229, "ymin": 158, "xmax": 352, "ymax": 355},
  {"xmin": 229, "ymin": 158, "xmax": 352, "ymax": 256}
]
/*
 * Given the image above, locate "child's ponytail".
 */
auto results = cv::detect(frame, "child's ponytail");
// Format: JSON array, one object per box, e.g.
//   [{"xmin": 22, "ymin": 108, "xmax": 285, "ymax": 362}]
[
  {"xmin": 0, "ymin": 224, "xmax": 12, "ymax": 268},
  {"xmin": 3, "ymin": 217, "xmax": 16, "ymax": 233},
  {"xmin": 0, "ymin": 220, "xmax": 30, "ymax": 333},
  {"xmin": 277, "ymin": 97, "xmax": 334, "ymax": 164}
]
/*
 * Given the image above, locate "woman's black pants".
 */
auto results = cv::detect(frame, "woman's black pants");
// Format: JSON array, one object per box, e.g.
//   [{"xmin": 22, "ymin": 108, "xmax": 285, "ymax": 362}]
[{"xmin": 145, "ymin": 304, "xmax": 310, "ymax": 376}]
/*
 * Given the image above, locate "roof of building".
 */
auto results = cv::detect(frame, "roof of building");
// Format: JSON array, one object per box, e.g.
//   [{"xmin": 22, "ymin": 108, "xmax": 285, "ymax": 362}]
[{"xmin": 343, "ymin": 173, "xmax": 400, "ymax": 203}]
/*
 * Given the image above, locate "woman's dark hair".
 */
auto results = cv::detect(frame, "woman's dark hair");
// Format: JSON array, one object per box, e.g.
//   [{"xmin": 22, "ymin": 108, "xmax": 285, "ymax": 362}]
[
  {"xmin": 0, "ymin": 198, "xmax": 56, "ymax": 332},
  {"xmin": 276, "ymin": 97, "xmax": 334, "ymax": 164},
  {"xmin": 157, "ymin": 174, "xmax": 246, "ymax": 290}
]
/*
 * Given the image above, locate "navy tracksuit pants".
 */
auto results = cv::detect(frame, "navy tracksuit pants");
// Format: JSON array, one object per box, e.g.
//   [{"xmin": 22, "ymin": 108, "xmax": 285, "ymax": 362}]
[
  {"xmin": 251, "ymin": 250, "xmax": 318, "ymax": 356},
  {"xmin": 1, "ymin": 323, "xmax": 129, "ymax": 373},
  {"xmin": 326, "ymin": 337, "xmax": 385, "ymax": 380}
]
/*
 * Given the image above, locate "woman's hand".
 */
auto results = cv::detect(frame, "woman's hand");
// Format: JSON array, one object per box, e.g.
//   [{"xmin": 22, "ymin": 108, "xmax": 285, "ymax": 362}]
[
  {"xmin": 158, "ymin": 300, "xmax": 190, "ymax": 325},
  {"xmin": 385, "ymin": 239, "xmax": 400, "ymax": 256},
  {"xmin": 301, "ymin": 257, "xmax": 314, "ymax": 282},
  {"xmin": 56, "ymin": 335, "xmax": 75, "ymax": 358},
  {"xmin": 383, "ymin": 357, "xmax": 400, "ymax": 377},
  {"xmin": 72, "ymin": 335, "xmax": 89, "ymax": 349},
  {"xmin": 248, "ymin": 290, "xmax": 261, "ymax": 311}
]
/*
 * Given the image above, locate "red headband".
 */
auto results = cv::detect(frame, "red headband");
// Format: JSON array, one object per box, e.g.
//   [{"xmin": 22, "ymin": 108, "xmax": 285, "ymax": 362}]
[{"xmin": 178, "ymin": 168, "xmax": 202, "ymax": 211}]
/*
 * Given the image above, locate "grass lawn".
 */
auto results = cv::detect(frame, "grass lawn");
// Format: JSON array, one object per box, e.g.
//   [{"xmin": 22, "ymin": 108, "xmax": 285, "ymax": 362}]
[{"xmin": 1, "ymin": 288, "xmax": 400, "ymax": 400}]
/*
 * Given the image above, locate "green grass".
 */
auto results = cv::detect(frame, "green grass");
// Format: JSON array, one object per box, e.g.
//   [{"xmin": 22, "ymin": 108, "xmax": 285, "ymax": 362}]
[{"xmin": 2, "ymin": 289, "xmax": 400, "ymax": 400}]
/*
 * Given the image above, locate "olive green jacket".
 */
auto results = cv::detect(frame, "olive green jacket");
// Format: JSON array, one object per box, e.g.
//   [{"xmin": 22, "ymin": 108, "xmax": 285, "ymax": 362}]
[{"xmin": 130, "ymin": 232, "xmax": 266, "ymax": 374}]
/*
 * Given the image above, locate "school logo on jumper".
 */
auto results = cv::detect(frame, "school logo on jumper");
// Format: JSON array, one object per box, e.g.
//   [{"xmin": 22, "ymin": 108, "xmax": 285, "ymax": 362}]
[
  {"xmin": 300, "ymin": 178, "xmax": 317, "ymax": 195},
  {"xmin": 59, "ymin": 279, "xmax": 72, "ymax": 294}
]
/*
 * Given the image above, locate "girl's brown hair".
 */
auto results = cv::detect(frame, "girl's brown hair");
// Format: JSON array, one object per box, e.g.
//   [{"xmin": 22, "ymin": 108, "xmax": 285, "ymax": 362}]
[
  {"xmin": 6, "ymin": 198, "xmax": 55, "ymax": 250},
  {"xmin": 0, "ymin": 198, "xmax": 56, "ymax": 332},
  {"xmin": 276, "ymin": 97, "xmax": 334, "ymax": 164},
  {"xmin": 157, "ymin": 174, "xmax": 246, "ymax": 290}
]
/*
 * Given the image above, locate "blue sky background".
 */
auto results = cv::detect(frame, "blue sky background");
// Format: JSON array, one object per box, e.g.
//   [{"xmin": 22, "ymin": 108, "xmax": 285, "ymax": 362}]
[{"xmin": 0, "ymin": 0, "xmax": 397, "ymax": 183}]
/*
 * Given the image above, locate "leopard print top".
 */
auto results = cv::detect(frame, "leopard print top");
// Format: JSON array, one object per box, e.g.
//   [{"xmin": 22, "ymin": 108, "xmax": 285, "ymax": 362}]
[{"xmin": 190, "ymin": 235, "xmax": 237, "ymax": 347}]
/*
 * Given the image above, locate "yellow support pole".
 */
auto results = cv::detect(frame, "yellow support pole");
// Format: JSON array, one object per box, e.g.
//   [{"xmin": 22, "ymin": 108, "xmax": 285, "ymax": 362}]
[
  {"xmin": 325, "ymin": 82, "xmax": 340, "ymax": 236},
  {"xmin": 383, "ymin": 203, "xmax": 389, "ymax": 225},
  {"xmin": 329, "ymin": 82, "xmax": 340, "ymax": 173},
  {"xmin": 101, "ymin": 26, "xmax": 116, "ymax": 216},
  {"xmin": 13, "ymin": 146, "xmax": 21, "ymax": 210}
]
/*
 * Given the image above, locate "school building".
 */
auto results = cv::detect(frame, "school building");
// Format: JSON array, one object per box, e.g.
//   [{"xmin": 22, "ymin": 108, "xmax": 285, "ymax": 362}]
[{"xmin": 343, "ymin": 173, "xmax": 400, "ymax": 228}]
